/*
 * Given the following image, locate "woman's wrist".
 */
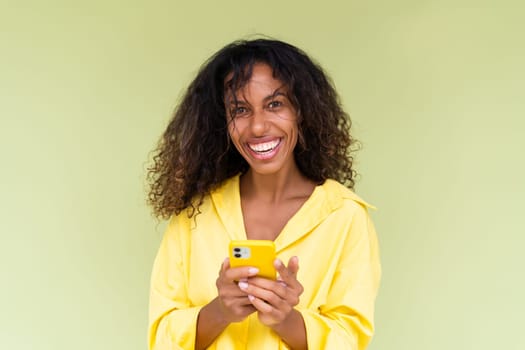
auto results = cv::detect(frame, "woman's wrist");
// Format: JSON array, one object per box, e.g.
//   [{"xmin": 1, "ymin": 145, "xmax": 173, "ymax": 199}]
[
  {"xmin": 200, "ymin": 297, "xmax": 230, "ymax": 328},
  {"xmin": 195, "ymin": 298, "xmax": 230, "ymax": 350},
  {"xmin": 270, "ymin": 308, "xmax": 307, "ymax": 350}
]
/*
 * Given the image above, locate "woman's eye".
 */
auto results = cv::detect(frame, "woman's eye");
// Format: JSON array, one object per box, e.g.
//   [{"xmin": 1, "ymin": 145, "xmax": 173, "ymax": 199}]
[
  {"xmin": 268, "ymin": 101, "xmax": 283, "ymax": 109},
  {"xmin": 231, "ymin": 106, "xmax": 248, "ymax": 115}
]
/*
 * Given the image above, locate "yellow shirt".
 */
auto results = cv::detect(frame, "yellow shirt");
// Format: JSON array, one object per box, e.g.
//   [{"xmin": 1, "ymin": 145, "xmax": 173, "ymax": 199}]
[{"xmin": 148, "ymin": 175, "xmax": 381, "ymax": 349}]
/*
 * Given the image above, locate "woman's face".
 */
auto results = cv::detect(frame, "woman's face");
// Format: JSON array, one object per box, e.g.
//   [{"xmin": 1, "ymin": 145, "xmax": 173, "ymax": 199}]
[{"xmin": 225, "ymin": 63, "xmax": 300, "ymax": 177}]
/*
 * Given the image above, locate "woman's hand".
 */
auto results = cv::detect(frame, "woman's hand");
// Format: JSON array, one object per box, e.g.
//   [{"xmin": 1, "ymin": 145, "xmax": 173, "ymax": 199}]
[
  {"xmin": 196, "ymin": 258, "xmax": 259, "ymax": 349},
  {"xmin": 237, "ymin": 256, "xmax": 304, "ymax": 327},
  {"xmin": 215, "ymin": 258, "xmax": 259, "ymax": 323}
]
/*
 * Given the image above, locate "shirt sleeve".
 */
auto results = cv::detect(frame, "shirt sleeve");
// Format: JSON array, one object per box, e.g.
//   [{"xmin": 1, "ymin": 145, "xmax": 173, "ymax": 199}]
[
  {"xmin": 300, "ymin": 204, "xmax": 381, "ymax": 350},
  {"xmin": 148, "ymin": 216, "xmax": 203, "ymax": 350}
]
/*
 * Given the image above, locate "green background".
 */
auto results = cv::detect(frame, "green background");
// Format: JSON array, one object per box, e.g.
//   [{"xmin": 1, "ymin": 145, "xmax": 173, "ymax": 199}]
[{"xmin": 1, "ymin": 1, "xmax": 523, "ymax": 349}]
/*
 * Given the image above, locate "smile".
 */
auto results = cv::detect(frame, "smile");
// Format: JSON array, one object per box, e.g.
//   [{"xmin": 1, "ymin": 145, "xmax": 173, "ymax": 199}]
[{"xmin": 247, "ymin": 139, "xmax": 281, "ymax": 154}]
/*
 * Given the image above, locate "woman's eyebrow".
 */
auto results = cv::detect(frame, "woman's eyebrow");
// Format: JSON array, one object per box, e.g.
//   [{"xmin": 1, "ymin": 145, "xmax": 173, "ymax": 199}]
[
  {"xmin": 226, "ymin": 86, "xmax": 288, "ymax": 105},
  {"xmin": 226, "ymin": 99, "xmax": 248, "ymax": 105},
  {"xmin": 263, "ymin": 90, "xmax": 286, "ymax": 102}
]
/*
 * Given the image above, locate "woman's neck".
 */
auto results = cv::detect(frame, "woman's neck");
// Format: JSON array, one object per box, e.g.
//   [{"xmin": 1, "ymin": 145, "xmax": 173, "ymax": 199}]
[{"xmin": 240, "ymin": 165, "xmax": 315, "ymax": 204}]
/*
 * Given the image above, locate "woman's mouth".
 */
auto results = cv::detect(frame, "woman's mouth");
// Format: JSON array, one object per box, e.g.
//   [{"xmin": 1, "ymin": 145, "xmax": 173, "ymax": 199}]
[{"xmin": 247, "ymin": 138, "xmax": 282, "ymax": 159}]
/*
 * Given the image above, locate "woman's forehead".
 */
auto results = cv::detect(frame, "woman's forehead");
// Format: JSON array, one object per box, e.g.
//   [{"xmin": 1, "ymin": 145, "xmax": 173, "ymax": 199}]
[{"xmin": 224, "ymin": 63, "xmax": 288, "ymax": 99}]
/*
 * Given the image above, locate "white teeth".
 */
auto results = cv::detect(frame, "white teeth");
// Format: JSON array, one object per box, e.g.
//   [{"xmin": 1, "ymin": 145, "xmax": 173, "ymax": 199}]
[{"xmin": 248, "ymin": 139, "xmax": 280, "ymax": 153}]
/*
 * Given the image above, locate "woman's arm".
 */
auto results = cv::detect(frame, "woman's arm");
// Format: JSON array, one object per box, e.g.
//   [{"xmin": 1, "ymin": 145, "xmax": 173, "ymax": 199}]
[
  {"xmin": 148, "ymin": 218, "xmax": 200, "ymax": 350},
  {"xmin": 195, "ymin": 298, "xmax": 229, "ymax": 350},
  {"xmin": 195, "ymin": 259, "xmax": 259, "ymax": 349},
  {"xmin": 298, "ymin": 205, "xmax": 381, "ymax": 350},
  {"xmin": 149, "ymin": 215, "xmax": 261, "ymax": 349}
]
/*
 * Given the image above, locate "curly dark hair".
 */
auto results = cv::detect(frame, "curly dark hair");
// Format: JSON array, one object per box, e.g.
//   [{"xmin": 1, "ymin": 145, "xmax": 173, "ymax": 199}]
[{"xmin": 147, "ymin": 38, "xmax": 358, "ymax": 219}]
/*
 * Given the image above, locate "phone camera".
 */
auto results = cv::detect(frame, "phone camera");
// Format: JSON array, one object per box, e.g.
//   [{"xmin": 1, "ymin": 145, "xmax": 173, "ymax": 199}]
[
  {"xmin": 234, "ymin": 253, "xmax": 241, "ymax": 258},
  {"xmin": 233, "ymin": 248, "xmax": 241, "ymax": 252}
]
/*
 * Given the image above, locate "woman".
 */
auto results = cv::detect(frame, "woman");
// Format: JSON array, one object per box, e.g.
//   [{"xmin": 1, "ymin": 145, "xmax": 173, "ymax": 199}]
[{"xmin": 147, "ymin": 38, "xmax": 381, "ymax": 350}]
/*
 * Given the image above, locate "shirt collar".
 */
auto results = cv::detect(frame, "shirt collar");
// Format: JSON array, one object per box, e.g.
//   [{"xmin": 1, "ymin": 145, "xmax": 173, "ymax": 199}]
[{"xmin": 210, "ymin": 175, "xmax": 374, "ymax": 252}]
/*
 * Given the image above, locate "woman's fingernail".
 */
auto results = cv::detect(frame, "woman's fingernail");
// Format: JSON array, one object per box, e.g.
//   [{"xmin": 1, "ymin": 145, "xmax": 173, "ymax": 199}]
[
  {"xmin": 248, "ymin": 295, "xmax": 255, "ymax": 302},
  {"xmin": 248, "ymin": 267, "xmax": 259, "ymax": 275},
  {"xmin": 238, "ymin": 281, "xmax": 248, "ymax": 290},
  {"xmin": 274, "ymin": 259, "xmax": 282, "ymax": 268}
]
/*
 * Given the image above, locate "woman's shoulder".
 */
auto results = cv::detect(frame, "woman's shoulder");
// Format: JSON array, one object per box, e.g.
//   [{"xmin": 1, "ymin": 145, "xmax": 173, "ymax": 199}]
[{"xmin": 321, "ymin": 179, "xmax": 375, "ymax": 212}]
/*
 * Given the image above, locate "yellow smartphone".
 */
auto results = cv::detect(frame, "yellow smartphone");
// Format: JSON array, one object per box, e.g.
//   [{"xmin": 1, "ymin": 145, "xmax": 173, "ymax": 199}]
[{"xmin": 229, "ymin": 240, "xmax": 276, "ymax": 280}]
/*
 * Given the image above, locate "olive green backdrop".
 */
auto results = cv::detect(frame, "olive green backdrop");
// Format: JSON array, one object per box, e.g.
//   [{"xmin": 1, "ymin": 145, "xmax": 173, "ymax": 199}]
[{"xmin": 1, "ymin": 1, "xmax": 523, "ymax": 349}]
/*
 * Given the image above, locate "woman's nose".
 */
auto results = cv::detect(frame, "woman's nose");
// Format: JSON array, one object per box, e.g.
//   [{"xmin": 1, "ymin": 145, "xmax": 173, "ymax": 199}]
[{"xmin": 249, "ymin": 109, "xmax": 269, "ymax": 135}]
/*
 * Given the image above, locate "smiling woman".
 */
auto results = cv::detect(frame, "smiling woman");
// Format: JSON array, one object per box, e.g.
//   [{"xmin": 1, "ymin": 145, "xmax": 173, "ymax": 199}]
[
  {"xmin": 146, "ymin": 38, "xmax": 381, "ymax": 350},
  {"xmin": 225, "ymin": 64, "xmax": 300, "ymax": 176}
]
